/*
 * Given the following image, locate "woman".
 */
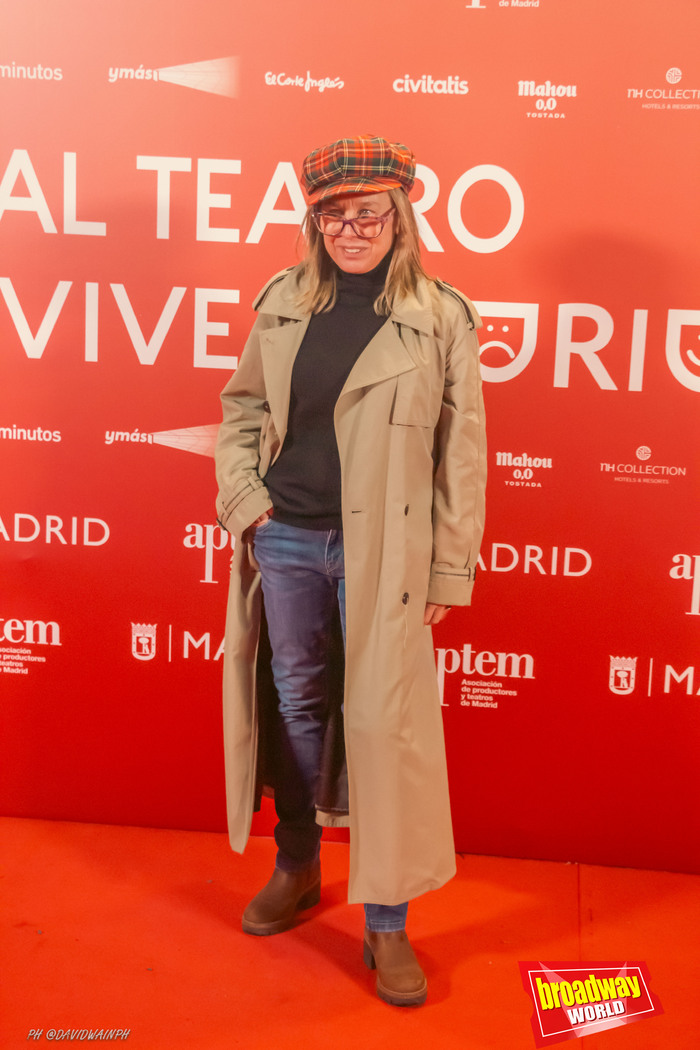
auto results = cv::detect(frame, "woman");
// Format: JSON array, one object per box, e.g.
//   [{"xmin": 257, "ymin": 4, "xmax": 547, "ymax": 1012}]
[{"xmin": 215, "ymin": 135, "xmax": 486, "ymax": 1007}]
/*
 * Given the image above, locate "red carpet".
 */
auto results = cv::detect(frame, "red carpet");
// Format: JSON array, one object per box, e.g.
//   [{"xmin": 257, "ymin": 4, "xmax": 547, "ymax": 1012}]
[{"xmin": 2, "ymin": 817, "xmax": 698, "ymax": 1048}]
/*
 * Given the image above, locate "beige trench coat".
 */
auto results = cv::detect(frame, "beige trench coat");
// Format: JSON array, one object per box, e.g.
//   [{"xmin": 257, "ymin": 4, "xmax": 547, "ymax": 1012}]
[{"xmin": 215, "ymin": 266, "xmax": 486, "ymax": 905}]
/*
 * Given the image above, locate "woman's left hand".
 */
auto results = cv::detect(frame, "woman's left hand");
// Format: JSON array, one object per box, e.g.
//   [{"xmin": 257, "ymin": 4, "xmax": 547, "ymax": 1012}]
[{"xmin": 424, "ymin": 603, "xmax": 452, "ymax": 626}]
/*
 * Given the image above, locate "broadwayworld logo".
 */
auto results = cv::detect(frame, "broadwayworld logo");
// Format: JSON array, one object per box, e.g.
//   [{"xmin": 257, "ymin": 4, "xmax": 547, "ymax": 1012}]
[{"xmin": 520, "ymin": 962, "xmax": 663, "ymax": 1046}]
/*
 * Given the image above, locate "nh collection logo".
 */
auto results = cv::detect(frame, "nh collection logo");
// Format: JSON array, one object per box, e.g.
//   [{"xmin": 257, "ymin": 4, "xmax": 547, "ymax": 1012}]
[
  {"xmin": 264, "ymin": 71, "xmax": 344, "ymax": 93},
  {"xmin": 392, "ymin": 74, "xmax": 468, "ymax": 95},
  {"xmin": 495, "ymin": 451, "xmax": 553, "ymax": 488},
  {"xmin": 0, "ymin": 61, "xmax": 62, "ymax": 81},
  {"xmin": 599, "ymin": 446, "xmax": 687, "ymax": 486},
  {"xmin": 627, "ymin": 67, "xmax": 700, "ymax": 110},
  {"xmin": 517, "ymin": 79, "xmax": 577, "ymax": 118},
  {"xmin": 108, "ymin": 57, "xmax": 238, "ymax": 98}
]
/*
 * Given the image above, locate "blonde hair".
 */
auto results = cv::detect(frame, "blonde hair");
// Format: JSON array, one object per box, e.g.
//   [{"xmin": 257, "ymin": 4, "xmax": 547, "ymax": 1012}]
[{"xmin": 295, "ymin": 188, "xmax": 434, "ymax": 315}]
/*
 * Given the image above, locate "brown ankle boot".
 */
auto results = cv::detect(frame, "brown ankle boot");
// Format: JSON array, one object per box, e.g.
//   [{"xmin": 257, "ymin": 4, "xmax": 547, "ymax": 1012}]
[
  {"xmin": 363, "ymin": 929, "xmax": 428, "ymax": 1006},
  {"xmin": 241, "ymin": 864, "xmax": 321, "ymax": 936}
]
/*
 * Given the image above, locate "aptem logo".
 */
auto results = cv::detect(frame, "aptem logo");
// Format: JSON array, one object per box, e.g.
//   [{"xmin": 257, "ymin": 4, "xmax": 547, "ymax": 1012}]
[
  {"xmin": 520, "ymin": 962, "xmax": 663, "ymax": 1046},
  {"xmin": 131, "ymin": 623, "xmax": 156, "ymax": 661},
  {"xmin": 108, "ymin": 57, "xmax": 238, "ymax": 98},
  {"xmin": 609, "ymin": 656, "xmax": 637, "ymax": 695},
  {"xmin": 670, "ymin": 553, "xmax": 700, "ymax": 616}
]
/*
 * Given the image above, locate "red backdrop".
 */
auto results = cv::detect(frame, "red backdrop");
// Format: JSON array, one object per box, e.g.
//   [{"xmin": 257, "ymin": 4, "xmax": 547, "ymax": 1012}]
[{"xmin": 1, "ymin": 0, "xmax": 698, "ymax": 873}]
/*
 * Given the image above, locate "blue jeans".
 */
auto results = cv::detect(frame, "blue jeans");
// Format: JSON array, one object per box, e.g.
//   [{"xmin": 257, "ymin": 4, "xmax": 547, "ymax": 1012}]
[{"xmin": 253, "ymin": 518, "xmax": 408, "ymax": 933}]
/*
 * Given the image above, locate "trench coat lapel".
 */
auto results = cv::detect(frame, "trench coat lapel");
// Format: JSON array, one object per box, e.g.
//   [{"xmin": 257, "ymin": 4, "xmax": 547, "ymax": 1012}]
[
  {"xmin": 259, "ymin": 319, "xmax": 309, "ymax": 446},
  {"xmin": 339, "ymin": 295, "xmax": 435, "ymax": 398}
]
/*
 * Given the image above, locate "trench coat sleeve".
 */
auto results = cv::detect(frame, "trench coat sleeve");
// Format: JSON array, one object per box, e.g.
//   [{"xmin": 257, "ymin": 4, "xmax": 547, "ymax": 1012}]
[
  {"xmin": 427, "ymin": 293, "xmax": 486, "ymax": 607},
  {"xmin": 214, "ymin": 315, "xmax": 274, "ymax": 537}
]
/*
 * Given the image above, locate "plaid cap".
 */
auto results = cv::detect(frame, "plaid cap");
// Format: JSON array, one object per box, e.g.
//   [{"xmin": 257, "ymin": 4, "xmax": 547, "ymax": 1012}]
[{"xmin": 301, "ymin": 135, "xmax": 416, "ymax": 204}]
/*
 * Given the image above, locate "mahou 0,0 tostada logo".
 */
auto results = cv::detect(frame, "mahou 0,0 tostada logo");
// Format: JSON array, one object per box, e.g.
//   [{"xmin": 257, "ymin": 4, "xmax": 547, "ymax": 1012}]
[{"xmin": 519, "ymin": 962, "xmax": 663, "ymax": 1046}]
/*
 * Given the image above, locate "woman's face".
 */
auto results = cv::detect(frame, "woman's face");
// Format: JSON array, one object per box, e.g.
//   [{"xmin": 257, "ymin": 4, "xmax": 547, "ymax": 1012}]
[{"xmin": 319, "ymin": 191, "xmax": 395, "ymax": 274}]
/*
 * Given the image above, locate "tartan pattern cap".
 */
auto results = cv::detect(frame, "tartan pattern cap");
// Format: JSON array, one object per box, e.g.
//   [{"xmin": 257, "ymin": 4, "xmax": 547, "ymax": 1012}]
[{"xmin": 301, "ymin": 135, "xmax": 416, "ymax": 204}]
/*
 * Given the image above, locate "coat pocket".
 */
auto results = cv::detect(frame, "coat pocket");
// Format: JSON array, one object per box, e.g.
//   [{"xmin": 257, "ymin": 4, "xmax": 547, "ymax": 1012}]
[{"xmin": 390, "ymin": 369, "xmax": 436, "ymax": 427}]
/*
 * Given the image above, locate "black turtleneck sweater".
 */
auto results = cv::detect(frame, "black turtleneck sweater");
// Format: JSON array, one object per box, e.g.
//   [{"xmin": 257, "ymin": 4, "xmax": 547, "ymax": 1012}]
[{"xmin": 264, "ymin": 254, "xmax": 391, "ymax": 530}]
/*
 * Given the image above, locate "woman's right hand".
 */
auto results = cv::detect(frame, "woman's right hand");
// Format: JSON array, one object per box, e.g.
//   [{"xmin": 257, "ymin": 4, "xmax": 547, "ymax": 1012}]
[{"xmin": 243, "ymin": 510, "xmax": 272, "ymax": 542}]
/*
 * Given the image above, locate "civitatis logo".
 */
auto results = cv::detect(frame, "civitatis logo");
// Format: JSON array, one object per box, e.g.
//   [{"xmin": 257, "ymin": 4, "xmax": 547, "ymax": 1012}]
[
  {"xmin": 520, "ymin": 962, "xmax": 663, "ymax": 1046},
  {"xmin": 609, "ymin": 656, "xmax": 637, "ymax": 695},
  {"xmin": 392, "ymin": 74, "xmax": 469, "ymax": 95},
  {"xmin": 476, "ymin": 303, "xmax": 539, "ymax": 382},
  {"xmin": 131, "ymin": 623, "xmax": 156, "ymax": 661},
  {"xmin": 108, "ymin": 57, "xmax": 238, "ymax": 98}
]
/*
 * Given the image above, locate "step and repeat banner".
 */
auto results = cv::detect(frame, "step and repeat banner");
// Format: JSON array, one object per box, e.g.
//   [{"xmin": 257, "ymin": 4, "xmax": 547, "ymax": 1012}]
[{"xmin": 1, "ymin": 0, "xmax": 698, "ymax": 873}]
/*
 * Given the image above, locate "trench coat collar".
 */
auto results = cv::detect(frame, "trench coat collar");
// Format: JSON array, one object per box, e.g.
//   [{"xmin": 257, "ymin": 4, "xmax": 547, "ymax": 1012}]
[{"xmin": 255, "ymin": 265, "xmax": 436, "ymax": 337}]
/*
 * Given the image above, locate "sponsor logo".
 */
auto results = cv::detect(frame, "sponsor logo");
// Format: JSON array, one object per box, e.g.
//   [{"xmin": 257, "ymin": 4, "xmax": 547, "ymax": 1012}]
[
  {"xmin": 670, "ymin": 553, "xmax": 700, "ymax": 616},
  {"xmin": 108, "ymin": 57, "xmax": 238, "ymax": 98},
  {"xmin": 518, "ymin": 79, "xmax": 577, "ymax": 119},
  {"xmin": 609, "ymin": 656, "xmax": 637, "ymax": 695},
  {"xmin": 0, "ymin": 61, "xmax": 63, "ymax": 81},
  {"xmin": 607, "ymin": 654, "xmax": 700, "ymax": 697},
  {"xmin": 392, "ymin": 74, "xmax": 468, "ymax": 95},
  {"xmin": 1, "ymin": 617, "xmax": 60, "ymax": 675},
  {"xmin": 478, "ymin": 543, "xmax": 592, "ymax": 576},
  {"xmin": 129, "ymin": 624, "xmax": 225, "ymax": 663},
  {"xmin": 599, "ymin": 446, "xmax": 687, "ymax": 486},
  {"xmin": 627, "ymin": 67, "xmax": 700, "ymax": 110},
  {"xmin": 520, "ymin": 961, "xmax": 663, "ymax": 1047},
  {"xmin": 131, "ymin": 623, "xmax": 157, "ymax": 661},
  {"xmin": 495, "ymin": 451, "xmax": 553, "ymax": 488},
  {"xmin": 264, "ymin": 71, "xmax": 344, "ymax": 93},
  {"xmin": 0, "ymin": 513, "xmax": 109, "ymax": 546},
  {"xmin": 0, "ymin": 425, "xmax": 61, "ymax": 442},
  {"xmin": 105, "ymin": 424, "xmax": 220, "ymax": 454},
  {"xmin": 435, "ymin": 642, "xmax": 535, "ymax": 706},
  {"xmin": 183, "ymin": 523, "xmax": 235, "ymax": 584}
]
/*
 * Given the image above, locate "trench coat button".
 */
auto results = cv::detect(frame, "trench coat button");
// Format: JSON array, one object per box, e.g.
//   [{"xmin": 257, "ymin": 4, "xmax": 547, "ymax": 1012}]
[
  {"xmin": 262, "ymin": 400, "xmax": 270, "ymax": 412},
  {"xmin": 404, "ymin": 504, "xmax": 409, "ymax": 515},
  {"xmin": 402, "ymin": 592, "xmax": 409, "ymax": 604}
]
